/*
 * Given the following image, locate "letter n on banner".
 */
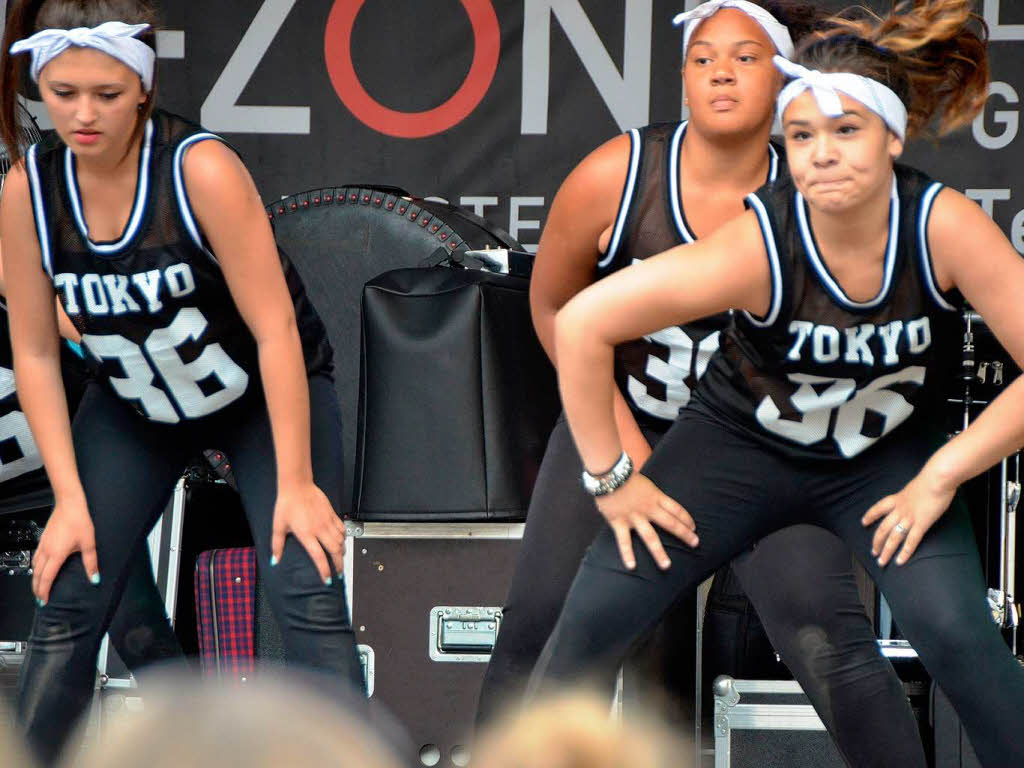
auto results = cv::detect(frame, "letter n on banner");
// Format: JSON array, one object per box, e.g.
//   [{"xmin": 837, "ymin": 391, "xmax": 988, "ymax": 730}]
[{"xmin": 521, "ymin": 0, "xmax": 652, "ymax": 134}]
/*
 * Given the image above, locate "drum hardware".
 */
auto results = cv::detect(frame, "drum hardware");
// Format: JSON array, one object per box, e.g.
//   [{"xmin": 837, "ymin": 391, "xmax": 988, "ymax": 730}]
[
  {"xmin": 0, "ymin": 519, "xmax": 41, "ymax": 576},
  {"xmin": 1002, "ymin": 463, "xmax": 1020, "ymax": 653},
  {"xmin": 0, "ymin": 550, "xmax": 32, "ymax": 575},
  {"xmin": 957, "ymin": 310, "xmax": 1019, "ymax": 654}
]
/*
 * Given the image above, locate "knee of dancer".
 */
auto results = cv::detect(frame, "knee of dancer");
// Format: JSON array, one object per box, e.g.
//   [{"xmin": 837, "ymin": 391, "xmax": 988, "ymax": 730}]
[
  {"xmin": 499, "ymin": 598, "xmax": 569, "ymax": 643},
  {"xmin": 109, "ymin": 620, "xmax": 177, "ymax": 668},
  {"xmin": 775, "ymin": 622, "xmax": 884, "ymax": 683},
  {"xmin": 262, "ymin": 565, "xmax": 353, "ymax": 634},
  {"xmin": 31, "ymin": 596, "xmax": 107, "ymax": 652}
]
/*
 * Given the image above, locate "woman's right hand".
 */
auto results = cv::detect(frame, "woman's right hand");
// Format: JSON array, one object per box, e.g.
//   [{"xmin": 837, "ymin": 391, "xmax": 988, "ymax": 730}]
[
  {"xmin": 32, "ymin": 494, "xmax": 99, "ymax": 606},
  {"xmin": 594, "ymin": 473, "xmax": 698, "ymax": 571}
]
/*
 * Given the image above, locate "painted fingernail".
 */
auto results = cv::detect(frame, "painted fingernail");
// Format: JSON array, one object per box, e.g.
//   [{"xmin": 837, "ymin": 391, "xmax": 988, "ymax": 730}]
[
  {"xmin": 626, "ymin": 561, "xmax": 636, "ymax": 570},
  {"xmin": 661, "ymin": 560, "xmax": 671, "ymax": 569},
  {"xmin": 324, "ymin": 575, "xmax": 333, "ymax": 586},
  {"xmin": 90, "ymin": 573, "xmax": 101, "ymax": 586},
  {"xmin": 36, "ymin": 598, "xmax": 45, "ymax": 608},
  {"xmin": 877, "ymin": 557, "xmax": 885, "ymax": 567},
  {"xmin": 270, "ymin": 555, "xmax": 279, "ymax": 567}
]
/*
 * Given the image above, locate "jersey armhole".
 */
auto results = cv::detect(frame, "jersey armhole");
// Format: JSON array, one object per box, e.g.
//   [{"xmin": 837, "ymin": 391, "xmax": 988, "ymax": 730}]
[
  {"xmin": 597, "ymin": 127, "xmax": 641, "ymax": 270},
  {"xmin": 24, "ymin": 144, "xmax": 55, "ymax": 278},
  {"xmin": 917, "ymin": 182, "xmax": 958, "ymax": 312},
  {"xmin": 173, "ymin": 133, "xmax": 231, "ymax": 265},
  {"xmin": 741, "ymin": 192, "xmax": 783, "ymax": 327}
]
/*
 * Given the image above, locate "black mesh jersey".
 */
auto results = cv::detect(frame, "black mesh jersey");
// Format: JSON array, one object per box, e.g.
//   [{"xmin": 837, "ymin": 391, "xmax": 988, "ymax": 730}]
[
  {"xmin": 599, "ymin": 121, "xmax": 782, "ymax": 429},
  {"xmin": 24, "ymin": 110, "xmax": 333, "ymax": 424},
  {"xmin": 0, "ymin": 302, "xmax": 90, "ymax": 511},
  {"xmin": 694, "ymin": 164, "xmax": 961, "ymax": 460},
  {"xmin": 0, "ymin": 301, "xmax": 45, "ymax": 485}
]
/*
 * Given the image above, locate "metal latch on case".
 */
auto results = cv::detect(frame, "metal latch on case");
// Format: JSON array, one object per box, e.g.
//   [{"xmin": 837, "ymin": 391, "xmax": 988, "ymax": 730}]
[
  {"xmin": 429, "ymin": 607, "xmax": 501, "ymax": 662},
  {"xmin": 440, "ymin": 619, "xmax": 498, "ymax": 653}
]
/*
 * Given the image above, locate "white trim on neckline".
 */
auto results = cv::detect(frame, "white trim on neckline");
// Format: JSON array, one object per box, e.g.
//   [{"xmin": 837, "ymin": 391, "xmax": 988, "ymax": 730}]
[
  {"xmin": 65, "ymin": 118, "xmax": 154, "ymax": 255},
  {"xmin": 796, "ymin": 174, "xmax": 899, "ymax": 311},
  {"xmin": 671, "ymin": 124, "xmax": 781, "ymax": 243},
  {"xmin": 742, "ymin": 192, "xmax": 782, "ymax": 327},
  {"xmin": 668, "ymin": 121, "xmax": 696, "ymax": 244},
  {"xmin": 599, "ymin": 128, "xmax": 642, "ymax": 269}
]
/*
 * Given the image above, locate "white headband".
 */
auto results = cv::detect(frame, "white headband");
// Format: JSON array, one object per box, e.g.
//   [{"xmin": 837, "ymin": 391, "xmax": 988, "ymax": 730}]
[
  {"xmin": 673, "ymin": 0, "xmax": 794, "ymax": 59},
  {"xmin": 9, "ymin": 21, "xmax": 154, "ymax": 92},
  {"xmin": 774, "ymin": 55, "xmax": 908, "ymax": 141}
]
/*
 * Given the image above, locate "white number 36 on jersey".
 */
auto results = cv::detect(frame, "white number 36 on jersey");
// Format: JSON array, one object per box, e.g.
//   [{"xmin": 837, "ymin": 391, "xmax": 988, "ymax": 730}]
[
  {"xmin": 83, "ymin": 307, "xmax": 249, "ymax": 423},
  {"xmin": 755, "ymin": 367, "xmax": 926, "ymax": 457}
]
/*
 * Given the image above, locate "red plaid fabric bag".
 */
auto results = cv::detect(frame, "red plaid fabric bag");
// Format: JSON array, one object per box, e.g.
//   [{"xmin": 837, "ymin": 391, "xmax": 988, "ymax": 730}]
[{"xmin": 194, "ymin": 547, "xmax": 257, "ymax": 682}]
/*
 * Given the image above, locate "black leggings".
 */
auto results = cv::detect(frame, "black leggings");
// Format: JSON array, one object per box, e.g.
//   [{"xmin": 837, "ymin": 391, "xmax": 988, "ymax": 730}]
[
  {"xmin": 104, "ymin": 543, "xmax": 185, "ymax": 681},
  {"xmin": 3, "ymin": 485, "xmax": 184, "ymax": 678},
  {"xmin": 538, "ymin": 409, "xmax": 1024, "ymax": 767},
  {"xmin": 480, "ymin": 418, "xmax": 924, "ymax": 767},
  {"xmin": 17, "ymin": 376, "xmax": 362, "ymax": 765}
]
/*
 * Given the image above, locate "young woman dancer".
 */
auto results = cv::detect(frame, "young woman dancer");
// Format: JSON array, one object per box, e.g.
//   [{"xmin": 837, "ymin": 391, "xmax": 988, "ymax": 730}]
[
  {"xmin": 1, "ymin": 107, "xmax": 184, "ymax": 685},
  {"xmin": 0, "ymin": 258, "xmax": 185, "ymax": 684},
  {"xmin": 0, "ymin": 1, "xmax": 362, "ymax": 762},
  {"xmin": 540, "ymin": 1, "xmax": 1024, "ymax": 764},
  {"xmin": 479, "ymin": 3, "xmax": 925, "ymax": 765}
]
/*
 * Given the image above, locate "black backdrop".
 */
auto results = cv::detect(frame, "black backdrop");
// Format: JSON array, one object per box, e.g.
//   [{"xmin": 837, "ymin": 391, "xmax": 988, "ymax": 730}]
[{"xmin": 9, "ymin": 0, "xmax": 1023, "ymax": 254}]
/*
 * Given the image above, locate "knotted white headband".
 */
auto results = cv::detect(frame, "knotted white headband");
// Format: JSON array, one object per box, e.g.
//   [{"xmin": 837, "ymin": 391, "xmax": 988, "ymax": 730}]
[
  {"xmin": 673, "ymin": 0, "xmax": 794, "ymax": 59},
  {"xmin": 774, "ymin": 55, "xmax": 907, "ymax": 141},
  {"xmin": 9, "ymin": 21, "xmax": 154, "ymax": 92}
]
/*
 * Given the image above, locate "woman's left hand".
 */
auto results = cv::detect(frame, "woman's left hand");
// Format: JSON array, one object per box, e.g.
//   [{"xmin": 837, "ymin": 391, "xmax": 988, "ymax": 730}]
[
  {"xmin": 270, "ymin": 482, "xmax": 346, "ymax": 584},
  {"xmin": 861, "ymin": 467, "xmax": 956, "ymax": 567}
]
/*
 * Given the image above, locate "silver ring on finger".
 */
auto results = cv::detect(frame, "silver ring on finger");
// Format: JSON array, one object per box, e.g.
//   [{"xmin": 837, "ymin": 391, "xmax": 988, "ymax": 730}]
[{"xmin": 893, "ymin": 521, "xmax": 908, "ymax": 536}]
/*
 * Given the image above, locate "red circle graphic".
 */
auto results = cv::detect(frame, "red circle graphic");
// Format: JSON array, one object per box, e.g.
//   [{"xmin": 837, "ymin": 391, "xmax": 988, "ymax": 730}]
[{"xmin": 324, "ymin": 0, "xmax": 500, "ymax": 139}]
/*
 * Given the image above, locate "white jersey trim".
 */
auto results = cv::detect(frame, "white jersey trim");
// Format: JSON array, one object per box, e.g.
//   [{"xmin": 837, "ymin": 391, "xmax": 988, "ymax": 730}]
[
  {"xmin": 599, "ymin": 128, "xmax": 642, "ymax": 269},
  {"xmin": 25, "ymin": 143, "xmax": 54, "ymax": 277},
  {"xmin": 742, "ymin": 192, "xmax": 782, "ymax": 327},
  {"xmin": 916, "ymin": 182, "xmax": 956, "ymax": 312},
  {"xmin": 668, "ymin": 121, "xmax": 696, "ymax": 244},
  {"xmin": 670, "ymin": 124, "xmax": 780, "ymax": 243},
  {"xmin": 767, "ymin": 143, "xmax": 779, "ymax": 184},
  {"xmin": 798, "ymin": 174, "xmax": 898, "ymax": 311},
  {"xmin": 65, "ymin": 118, "xmax": 153, "ymax": 255},
  {"xmin": 173, "ymin": 132, "xmax": 227, "ymax": 264}
]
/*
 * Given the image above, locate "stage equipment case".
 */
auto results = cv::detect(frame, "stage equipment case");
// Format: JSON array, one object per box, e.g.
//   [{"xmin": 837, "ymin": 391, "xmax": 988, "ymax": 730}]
[{"xmin": 344, "ymin": 520, "xmax": 522, "ymax": 768}]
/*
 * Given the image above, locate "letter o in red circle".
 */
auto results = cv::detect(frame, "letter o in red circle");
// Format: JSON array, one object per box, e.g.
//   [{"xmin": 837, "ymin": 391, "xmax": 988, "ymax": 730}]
[{"xmin": 324, "ymin": 0, "xmax": 500, "ymax": 139}]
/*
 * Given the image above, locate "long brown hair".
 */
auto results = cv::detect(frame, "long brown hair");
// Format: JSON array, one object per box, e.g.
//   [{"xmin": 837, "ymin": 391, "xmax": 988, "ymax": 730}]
[
  {"xmin": 754, "ymin": 0, "xmax": 834, "ymax": 45},
  {"xmin": 0, "ymin": 0, "xmax": 159, "ymax": 166},
  {"xmin": 798, "ymin": 0, "xmax": 989, "ymax": 139}
]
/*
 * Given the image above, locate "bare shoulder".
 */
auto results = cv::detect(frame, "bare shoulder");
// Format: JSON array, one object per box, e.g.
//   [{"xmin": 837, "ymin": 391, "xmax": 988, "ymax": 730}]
[
  {"xmin": 0, "ymin": 162, "xmax": 31, "ymax": 214},
  {"xmin": 558, "ymin": 132, "xmax": 633, "ymax": 204},
  {"xmin": 927, "ymin": 186, "xmax": 1011, "ymax": 291},
  {"xmin": 0, "ymin": 162, "xmax": 35, "ymax": 242},
  {"xmin": 181, "ymin": 138, "xmax": 251, "ymax": 197}
]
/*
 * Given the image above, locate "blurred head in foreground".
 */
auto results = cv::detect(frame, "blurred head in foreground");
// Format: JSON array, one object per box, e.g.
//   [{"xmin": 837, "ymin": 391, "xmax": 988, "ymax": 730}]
[
  {"xmin": 472, "ymin": 690, "xmax": 690, "ymax": 768},
  {"xmin": 0, "ymin": 699, "xmax": 36, "ymax": 768},
  {"xmin": 66, "ymin": 670, "xmax": 403, "ymax": 768}
]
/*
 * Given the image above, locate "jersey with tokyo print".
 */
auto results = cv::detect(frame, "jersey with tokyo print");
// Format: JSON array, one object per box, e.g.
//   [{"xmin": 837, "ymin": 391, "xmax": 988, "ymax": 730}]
[
  {"xmin": 24, "ymin": 110, "xmax": 332, "ymax": 424},
  {"xmin": 599, "ymin": 121, "xmax": 782, "ymax": 429},
  {"xmin": 693, "ymin": 164, "xmax": 961, "ymax": 460}
]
